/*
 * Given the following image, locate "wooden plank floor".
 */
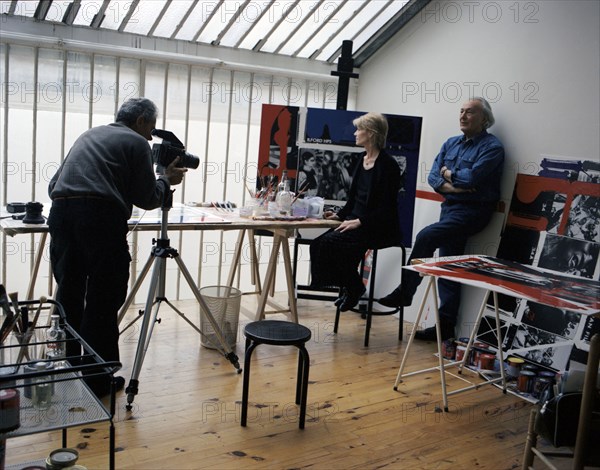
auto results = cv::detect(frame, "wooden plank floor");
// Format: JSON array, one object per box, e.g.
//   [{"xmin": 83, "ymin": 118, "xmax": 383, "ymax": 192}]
[{"xmin": 5, "ymin": 293, "xmax": 555, "ymax": 469}]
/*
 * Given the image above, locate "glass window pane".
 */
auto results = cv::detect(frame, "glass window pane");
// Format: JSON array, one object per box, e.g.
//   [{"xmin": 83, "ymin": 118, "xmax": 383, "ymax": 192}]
[
  {"xmin": 218, "ymin": 1, "xmax": 269, "ymax": 47},
  {"xmin": 64, "ymin": 51, "xmax": 92, "ymax": 148},
  {"xmin": 152, "ymin": 0, "xmax": 195, "ymax": 38},
  {"xmin": 237, "ymin": 2, "xmax": 288, "ymax": 51},
  {"xmin": 321, "ymin": 1, "xmax": 408, "ymax": 62},
  {"xmin": 144, "ymin": 61, "xmax": 168, "ymax": 123},
  {"xmin": 73, "ymin": 0, "xmax": 104, "ymax": 26},
  {"xmin": 260, "ymin": 0, "xmax": 321, "ymax": 53},
  {"xmin": 315, "ymin": 1, "xmax": 398, "ymax": 62},
  {"xmin": 36, "ymin": 48, "xmax": 65, "ymax": 200},
  {"xmin": 12, "ymin": 1, "xmax": 38, "ymax": 17},
  {"xmin": 117, "ymin": 57, "xmax": 142, "ymax": 105},
  {"xmin": 123, "ymin": 0, "xmax": 168, "ymax": 35},
  {"xmin": 6, "ymin": 45, "xmax": 35, "ymax": 202},
  {"xmin": 90, "ymin": 55, "xmax": 118, "ymax": 127},
  {"xmin": 44, "ymin": 1, "xmax": 67, "ymax": 21},
  {"xmin": 185, "ymin": 0, "xmax": 234, "ymax": 43},
  {"xmin": 295, "ymin": 0, "xmax": 362, "ymax": 59},
  {"xmin": 99, "ymin": 0, "xmax": 140, "ymax": 31},
  {"xmin": 277, "ymin": 0, "xmax": 343, "ymax": 56}
]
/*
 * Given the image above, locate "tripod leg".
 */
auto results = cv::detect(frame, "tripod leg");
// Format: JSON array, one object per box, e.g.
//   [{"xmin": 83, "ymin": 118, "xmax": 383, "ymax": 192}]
[
  {"xmin": 172, "ymin": 255, "xmax": 241, "ymax": 372},
  {"xmin": 125, "ymin": 256, "xmax": 165, "ymax": 409},
  {"xmin": 118, "ymin": 253, "xmax": 155, "ymax": 325}
]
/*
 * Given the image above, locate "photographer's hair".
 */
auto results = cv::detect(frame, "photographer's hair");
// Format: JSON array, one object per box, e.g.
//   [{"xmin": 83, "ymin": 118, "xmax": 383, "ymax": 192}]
[
  {"xmin": 353, "ymin": 112, "xmax": 388, "ymax": 150},
  {"xmin": 116, "ymin": 98, "xmax": 158, "ymax": 126},
  {"xmin": 471, "ymin": 96, "xmax": 495, "ymax": 129}
]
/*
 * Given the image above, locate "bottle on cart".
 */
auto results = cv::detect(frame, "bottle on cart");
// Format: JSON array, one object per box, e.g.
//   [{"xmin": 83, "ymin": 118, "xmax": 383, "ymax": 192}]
[
  {"xmin": 32, "ymin": 361, "xmax": 52, "ymax": 409},
  {"xmin": 45, "ymin": 314, "xmax": 66, "ymax": 368}
]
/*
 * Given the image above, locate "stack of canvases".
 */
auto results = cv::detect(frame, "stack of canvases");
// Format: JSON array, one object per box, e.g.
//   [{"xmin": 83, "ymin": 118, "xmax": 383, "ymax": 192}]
[{"xmin": 477, "ymin": 158, "xmax": 600, "ymax": 378}]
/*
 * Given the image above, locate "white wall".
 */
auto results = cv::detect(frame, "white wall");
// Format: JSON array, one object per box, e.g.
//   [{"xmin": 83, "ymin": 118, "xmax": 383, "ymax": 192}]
[{"xmin": 355, "ymin": 0, "xmax": 600, "ymax": 334}]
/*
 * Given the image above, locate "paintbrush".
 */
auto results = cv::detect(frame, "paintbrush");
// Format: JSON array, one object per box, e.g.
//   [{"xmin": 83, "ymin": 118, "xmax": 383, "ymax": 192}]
[{"xmin": 15, "ymin": 296, "xmax": 47, "ymax": 363}]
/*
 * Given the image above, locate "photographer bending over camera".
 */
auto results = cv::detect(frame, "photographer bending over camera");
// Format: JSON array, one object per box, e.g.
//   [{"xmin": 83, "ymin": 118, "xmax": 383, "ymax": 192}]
[{"xmin": 48, "ymin": 98, "xmax": 186, "ymax": 397}]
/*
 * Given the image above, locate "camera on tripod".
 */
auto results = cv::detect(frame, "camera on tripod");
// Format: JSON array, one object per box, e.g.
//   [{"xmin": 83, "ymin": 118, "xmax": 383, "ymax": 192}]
[{"xmin": 151, "ymin": 129, "xmax": 200, "ymax": 173}]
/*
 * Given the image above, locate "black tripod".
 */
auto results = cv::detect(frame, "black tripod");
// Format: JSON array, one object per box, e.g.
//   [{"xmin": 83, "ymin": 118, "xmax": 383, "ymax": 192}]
[{"xmin": 118, "ymin": 192, "xmax": 241, "ymax": 410}]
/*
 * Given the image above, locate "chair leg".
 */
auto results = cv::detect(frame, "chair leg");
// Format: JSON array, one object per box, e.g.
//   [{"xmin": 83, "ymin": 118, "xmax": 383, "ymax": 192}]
[
  {"xmin": 398, "ymin": 306, "xmax": 404, "ymax": 341},
  {"xmin": 298, "ymin": 345, "xmax": 310, "ymax": 430},
  {"xmin": 522, "ymin": 408, "xmax": 538, "ymax": 470},
  {"xmin": 333, "ymin": 288, "xmax": 343, "ymax": 333},
  {"xmin": 363, "ymin": 249, "xmax": 378, "ymax": 347},
  {"xmin": 241, "ymin": 341, "xmax": 258, "ymax": 427}
]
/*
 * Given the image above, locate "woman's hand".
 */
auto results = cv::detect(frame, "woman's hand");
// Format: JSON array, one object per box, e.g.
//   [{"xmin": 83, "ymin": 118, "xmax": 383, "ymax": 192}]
[
  {"xmin": 323, "ymin": 210, "xmax": 340, "ymax": 220},
  {"xmin": 335, "ymin": 218, "xmax": 361, "ymax": 232}
]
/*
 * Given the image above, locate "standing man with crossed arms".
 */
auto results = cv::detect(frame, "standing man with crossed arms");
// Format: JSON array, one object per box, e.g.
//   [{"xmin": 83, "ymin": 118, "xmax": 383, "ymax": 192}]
[{"xmin": 379, "ymin": 97, "xmax": 505, "ymax": 341}]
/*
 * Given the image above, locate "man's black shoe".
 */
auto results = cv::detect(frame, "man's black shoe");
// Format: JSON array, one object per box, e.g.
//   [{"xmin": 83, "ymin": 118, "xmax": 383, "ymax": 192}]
[
  {"xmin": 414, "ymin": 323, "xmax": 455, "ymax": 342},
  {"xmin": 340, "ymin": 285, "xmax": 366, "ymax": 312},
  {"xmin": 379, "ymin": 286, "xmax": 413, "ymax": 308},
  {"xmin": 87, "ymin": 375, "xmax": 126, "ymax": 399}
]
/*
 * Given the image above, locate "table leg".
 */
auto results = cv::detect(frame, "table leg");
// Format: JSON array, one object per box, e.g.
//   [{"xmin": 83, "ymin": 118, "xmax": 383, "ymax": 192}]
[
  {"xmin": 226, "ymin": 229, "xmax": 246, "ymax": 287},
  {"xmin": 26, "ymin": 231, "xmax": 48, "ymax": 300},
  {"xmin": 492, "ymin": 291, "xmax": 507, "ymax": 392},
  {"xmin": 248, "ymin": 230, "xmax": 262, "ymax": 292},
  {"xmin": 254, "ymin": 233, "xmax": 282, "ymax": 321},
  {"xmin": 431, "ymin": 280, "xmax": 449, "ymax": 412},
  {"xmin": 394, "ymin": 276, "xmax": 435, "ymax": 387},
  {"xmin": 279, "ymin": 233, "xmax": 298, "ymax": 323}
]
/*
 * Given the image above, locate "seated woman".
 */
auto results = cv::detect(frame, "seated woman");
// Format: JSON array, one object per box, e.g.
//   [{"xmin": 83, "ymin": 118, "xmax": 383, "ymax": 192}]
[{"xmin": 309, "ymin": 113, "xmax": 402, "ymax": 311}]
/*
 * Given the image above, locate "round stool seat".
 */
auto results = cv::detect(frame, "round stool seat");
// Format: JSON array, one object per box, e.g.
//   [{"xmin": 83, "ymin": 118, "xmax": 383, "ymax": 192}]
[{"xmin": 244, "ymin": 320, "xmax": 311, "ymax": 346}]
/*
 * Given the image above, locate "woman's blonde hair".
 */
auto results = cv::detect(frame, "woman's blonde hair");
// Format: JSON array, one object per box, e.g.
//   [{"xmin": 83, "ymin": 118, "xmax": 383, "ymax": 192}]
[{"xmin": 353, "ymin": 112, "xmax": 388, "ymax": 150}]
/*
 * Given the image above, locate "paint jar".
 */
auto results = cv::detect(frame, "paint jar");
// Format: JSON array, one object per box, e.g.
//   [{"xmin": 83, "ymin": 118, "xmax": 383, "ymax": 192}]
[
  {"xmin": 506, "ymin": 356, "xmax": 525, "ymax": 378},
  {"xmin": 472, "ymin": 343, "xmax": 490, "ymax": 366},
  {"xmin": 455, "ymin": 345, "xmax": 467, "ymax": 362},
  {"xmin": 442, "ymin": 340, "xmax": 456, "ymax": 360},
  {"xmin": 478, "ymin": 353, "xmax": 496, "ymax": 371},
  {"xmin": 0, "ymin": 388, "xmax": 20, "ymax": 432},
  {"xmin": 538, "ymin": 370, "xmax": 556, "ymax": 384},
  {"xmin": 517, "ymin": 370, "xmax": 536, "ymax": 393},
  {"xmin": 46, "ymin": 448, "xmax": 79, "ymax": 469},
  {"xmin": 532, "ymin": 377, "xmax": 553, "ymax": 399}
]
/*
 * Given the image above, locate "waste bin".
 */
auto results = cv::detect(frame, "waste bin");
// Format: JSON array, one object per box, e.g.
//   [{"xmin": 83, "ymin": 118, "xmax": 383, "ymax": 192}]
[{"xmin": 199, "ymin": 285, "xmax": 242, "ymax": 350}]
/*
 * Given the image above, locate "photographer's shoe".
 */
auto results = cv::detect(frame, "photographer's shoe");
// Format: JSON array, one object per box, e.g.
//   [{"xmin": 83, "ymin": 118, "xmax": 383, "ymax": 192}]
[
  {"xmin": 86, "ymin": 375, "xmax": 126, "ymax": 399},
  {"xmin": 379, "ymin": 286, "xmax": 413, "ymax": 308}
]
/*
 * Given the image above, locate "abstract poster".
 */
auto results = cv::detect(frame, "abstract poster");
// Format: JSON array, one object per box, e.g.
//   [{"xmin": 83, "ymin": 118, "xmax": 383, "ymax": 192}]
[{"xmin": 257, "ymin": 104, "xmax": 300, "ymax": 187}]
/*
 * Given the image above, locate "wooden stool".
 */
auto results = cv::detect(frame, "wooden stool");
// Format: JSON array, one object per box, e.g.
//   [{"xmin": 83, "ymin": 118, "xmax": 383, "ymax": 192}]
[{"xmin": 241, "ymin": 320, "xmax": 312, "ymax": 429}]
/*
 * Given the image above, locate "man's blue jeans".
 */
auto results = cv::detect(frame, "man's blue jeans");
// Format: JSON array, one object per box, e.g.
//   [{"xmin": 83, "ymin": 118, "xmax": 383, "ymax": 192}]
[{"xmin": 402, "ymin": 201, "xmax": 495, "ymax": 325}]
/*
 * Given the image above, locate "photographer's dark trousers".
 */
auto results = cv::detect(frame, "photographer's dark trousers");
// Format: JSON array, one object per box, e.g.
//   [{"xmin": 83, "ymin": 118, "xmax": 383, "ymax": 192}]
[
  {"xmin": 402, "ymin": 201, "xmax": 495, "ymax": 325},
  {"xmin": 48, "ymin": 198, "xmax": 130, "ymax": 385},
  {"xmin": 309, "ymin": 227, "xmax": 370, "ymax": 297}
]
